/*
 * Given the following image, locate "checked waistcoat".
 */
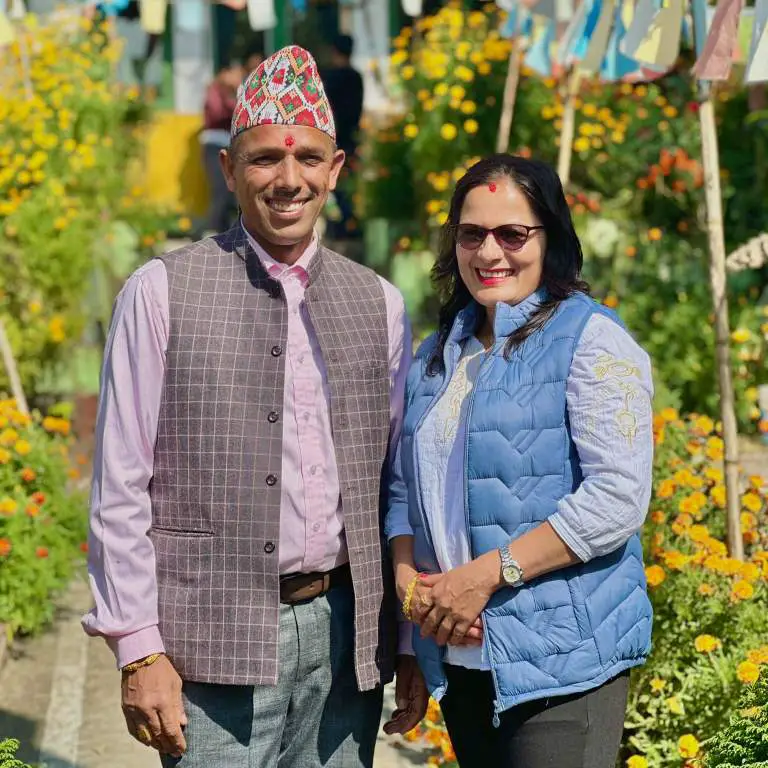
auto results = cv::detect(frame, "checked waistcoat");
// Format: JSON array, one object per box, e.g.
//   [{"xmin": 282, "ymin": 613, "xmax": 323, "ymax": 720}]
[{"xmin": 150, "ymin": 226, "xmax": 395, "ymax": 690}]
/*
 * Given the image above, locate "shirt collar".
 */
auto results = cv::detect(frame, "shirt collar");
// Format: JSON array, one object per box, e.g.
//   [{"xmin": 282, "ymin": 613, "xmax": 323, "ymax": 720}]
[{"xmin": 240, "ymin": 218, "xmax": 318, "ymax": 282}]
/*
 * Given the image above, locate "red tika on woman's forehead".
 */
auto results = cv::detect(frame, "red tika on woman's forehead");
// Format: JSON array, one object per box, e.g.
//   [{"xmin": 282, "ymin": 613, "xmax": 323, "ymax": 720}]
[{"xmin": 488, "ymin": 183, "xmax": 497, "ymax": 193}]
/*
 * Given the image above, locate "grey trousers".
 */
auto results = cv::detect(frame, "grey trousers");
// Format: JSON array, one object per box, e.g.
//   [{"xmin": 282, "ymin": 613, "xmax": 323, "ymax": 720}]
[{"xmin": 160, "ymin": 583, "xmax": 383, "ymax": 768}]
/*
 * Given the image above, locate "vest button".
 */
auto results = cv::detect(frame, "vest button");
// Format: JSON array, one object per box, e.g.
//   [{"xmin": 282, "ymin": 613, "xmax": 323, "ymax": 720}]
[
  {"xmin": 264, "ymin": 541, "xmax": 275, "ymax": 554},
  {"xmin": 266, "ymin": 474, "xmax": 278, "ymax": 486},
  {"xmin": 271, "ymin": 345, "xmax": 283, "ymax": 357},
  {"xmin": 267, "ymin": 411, "xmax": 280, "ymax": 423}
]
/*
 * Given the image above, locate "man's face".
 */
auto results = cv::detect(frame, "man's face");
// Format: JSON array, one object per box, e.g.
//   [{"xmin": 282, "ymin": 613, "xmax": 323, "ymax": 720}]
[{"xmin": 220, "ymin": 125, "xmax": 345, "ymax": 262}]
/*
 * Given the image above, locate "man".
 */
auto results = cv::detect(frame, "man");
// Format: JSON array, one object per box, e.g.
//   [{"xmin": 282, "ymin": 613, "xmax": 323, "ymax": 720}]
[
  {"xmin": 83, "ymin": 45, "xmax": 427, "ymax": 767},
  {"xmin": 319, "ymin": 35, "xmax": 364, "ymax": 239},
  {"xmin": 198, "ymin": 61, "xmax": 244, "ymax": 236}
]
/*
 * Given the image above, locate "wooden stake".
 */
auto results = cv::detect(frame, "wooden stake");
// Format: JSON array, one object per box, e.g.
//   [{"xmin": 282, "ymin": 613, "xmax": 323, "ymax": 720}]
[
  {"xmin": 0, "ymin": 316, "xmax": 29, "ymax": 416},
  {"xmin": 698, "ymin": 85, "xmax": 743, "ymax": 560},
  {"xmin": 557, "ymin": 68, "xmax": 581, "ymax": 185},
  {"xmin": 496, "ymin": 38, "xmax": 522, "ymax": 154}
]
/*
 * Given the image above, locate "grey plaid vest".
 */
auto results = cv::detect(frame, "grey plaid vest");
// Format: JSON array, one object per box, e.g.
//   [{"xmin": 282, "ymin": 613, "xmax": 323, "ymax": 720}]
[{"xmin": 149, "ymin": 227, "xmax": 396, "ymax": 690}]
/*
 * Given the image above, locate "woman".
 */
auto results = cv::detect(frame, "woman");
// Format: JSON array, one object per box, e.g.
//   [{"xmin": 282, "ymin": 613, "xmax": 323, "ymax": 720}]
[{"xmin": 385, "ymin": 155, "xmax": 654, "ymax": 768}]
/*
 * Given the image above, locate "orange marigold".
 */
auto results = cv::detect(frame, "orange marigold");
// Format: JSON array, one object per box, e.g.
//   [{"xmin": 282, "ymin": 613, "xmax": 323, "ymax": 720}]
[
  {"xmin": 0, "ymin": 538, "xmax": 10, "ymax": 557},
  {"xmin": 694, "ymin": 634, "xmax": 721, "ymax": 653},
  {"xmin": 698, "ymin": 583, "xmax": 716, "ymax": 596},
  {"xmin": 645, "ymin": 565, "xmax": 666, "ymax": 587},
  {"xmin": 732, "ymin": 580, "xmax": 755, "ymax": 601}
]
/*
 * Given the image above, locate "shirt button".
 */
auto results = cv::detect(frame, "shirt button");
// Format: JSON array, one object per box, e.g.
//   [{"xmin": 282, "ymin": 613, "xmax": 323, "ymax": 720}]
[
  {"xmin": 267, "ymin": 411, "xmax": 280, "ymax": 423},
  {"xmin": 266, "ymin": 474, "xmax": 278, "ymax": 486},
  {"xmin": 310, "ymin": 465, "xmax": 318, "ymax": 475},
  {"xmin": 312, "ymin": 522, "xmax": 321, "ymax": 532},
  {"xmin": 264, "ymin": 541, "xmax": 275, "ymax": 554},
  {"xmin": 298, "ymin": 354, "xmax": 305, "ymax": 364},
  {"xmin": 303, "ymin": 412, "xmax": 310, "ymax": 421},
  {"xmin": 271, "ymin": 345, "xmax": 283, "ymax": 357}
]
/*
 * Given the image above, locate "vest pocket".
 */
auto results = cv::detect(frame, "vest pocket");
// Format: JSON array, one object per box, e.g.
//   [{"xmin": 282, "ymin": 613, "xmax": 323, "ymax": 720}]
[{"xmin": 566, "ymin": 568, "xmax": 593, "ymax": 643}]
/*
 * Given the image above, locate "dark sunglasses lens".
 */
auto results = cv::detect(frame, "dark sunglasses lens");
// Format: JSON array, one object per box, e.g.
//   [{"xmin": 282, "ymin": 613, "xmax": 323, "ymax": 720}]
[
  {"xmin": 496, "ymin": 226, "xmax": 530, "ymax": 251},
  {"xmin": 456, "ymin": 225, "xmax": 487, "ymax": 249}
]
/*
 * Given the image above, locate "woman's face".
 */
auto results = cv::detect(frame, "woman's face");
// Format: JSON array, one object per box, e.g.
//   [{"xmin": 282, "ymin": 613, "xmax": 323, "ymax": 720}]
[{"xmin": 456, "ymin": 176, "xmax": 547, "ymax": 310}]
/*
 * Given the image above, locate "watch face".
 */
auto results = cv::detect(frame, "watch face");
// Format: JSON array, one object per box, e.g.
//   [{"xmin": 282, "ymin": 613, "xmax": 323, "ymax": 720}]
[{"xmin": 502, "ymin": 564, "xmax": 522, "ymax": 585}]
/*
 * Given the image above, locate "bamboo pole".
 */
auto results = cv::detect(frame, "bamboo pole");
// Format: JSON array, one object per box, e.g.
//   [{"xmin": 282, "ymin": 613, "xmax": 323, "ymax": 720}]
[
  {"xmin": 0, "ymin": 317, "xmax": 29, "ymax": 416},
  {"xmin": 557, "ymin": 68, "xmax": 581, "ymax": 185},
  {"xmin": 698, "ymin": 82, "xmax": 743, "ymax": 560},
  {"xmin": 496, "ymin": 38, "xmax": 522, "ymax": 154}
]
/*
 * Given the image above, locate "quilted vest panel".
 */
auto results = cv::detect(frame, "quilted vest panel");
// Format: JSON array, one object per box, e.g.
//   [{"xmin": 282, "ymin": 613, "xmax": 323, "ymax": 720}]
[{"xmin": 400, "ymin": 292, "xmax": 652, "ymax": 714}]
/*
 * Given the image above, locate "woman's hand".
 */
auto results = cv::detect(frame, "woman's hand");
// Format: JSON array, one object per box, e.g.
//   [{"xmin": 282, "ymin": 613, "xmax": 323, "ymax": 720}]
[{"xmin": 418, "ymin": 555, "xmax": 499, "ymax": 647}]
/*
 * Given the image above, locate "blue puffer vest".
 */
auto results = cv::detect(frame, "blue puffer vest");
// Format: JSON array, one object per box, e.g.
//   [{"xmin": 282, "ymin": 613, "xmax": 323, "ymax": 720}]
[{"xmin": 394, "ymin": 291, "xmax": 652, "ymax": 719}]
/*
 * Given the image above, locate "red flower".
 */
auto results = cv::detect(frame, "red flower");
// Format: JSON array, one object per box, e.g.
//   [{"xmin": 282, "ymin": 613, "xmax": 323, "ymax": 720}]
[
  {"xmin": 36, "ymin": 546, "xmax": 49, "ymax": 558},
  {"xmin": 0, "ymin": 538, "xmax": 10, "ymax": 557},
  {"xmin": 80, "ymin": 541, "xmax": 89, "ymax": 553},
  {"xmin": 687, "ymin": 101, "xmax": 700, "ymax": 113},
  {"xmin": 32, "ymin": 491, "xmax": 46, "ymax": 505},
  {"xmin": 20, "ymin": 468, "xmax": 36, "ymax": 483}
]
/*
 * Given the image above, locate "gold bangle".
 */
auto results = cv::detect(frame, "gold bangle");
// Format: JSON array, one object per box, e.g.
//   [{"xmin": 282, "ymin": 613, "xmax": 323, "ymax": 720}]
[
  {"xmin": 121, "ymin": 653, "xmax": 162, "ymax": 675},
  {"xmin": 401, "ymin": 574, "xmax": 420, "ymax": 621}
]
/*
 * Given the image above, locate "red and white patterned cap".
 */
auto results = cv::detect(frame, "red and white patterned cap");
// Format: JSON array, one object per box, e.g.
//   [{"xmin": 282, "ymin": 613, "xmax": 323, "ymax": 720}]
[{"xmin": 231, "ymin": 45, "xmax": 336, "ymax": 142}]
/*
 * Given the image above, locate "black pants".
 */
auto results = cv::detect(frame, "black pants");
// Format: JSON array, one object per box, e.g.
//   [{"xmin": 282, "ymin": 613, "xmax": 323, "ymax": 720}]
[{"xmin": 440, "ymin": 665, "xmax": 629, "ymax": 768}]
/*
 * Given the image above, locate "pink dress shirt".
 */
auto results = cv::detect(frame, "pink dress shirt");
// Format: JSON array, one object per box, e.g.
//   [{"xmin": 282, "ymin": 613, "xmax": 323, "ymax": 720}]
[{"xmin": 82, "ymin": 229, "xmax": 412, "ymax": 667}]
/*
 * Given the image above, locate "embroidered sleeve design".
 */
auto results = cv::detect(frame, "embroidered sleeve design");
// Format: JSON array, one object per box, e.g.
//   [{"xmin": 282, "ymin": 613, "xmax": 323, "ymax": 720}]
[{"xmin": 592, "ymin": 353, "xmax": 642, "ymax": 447}]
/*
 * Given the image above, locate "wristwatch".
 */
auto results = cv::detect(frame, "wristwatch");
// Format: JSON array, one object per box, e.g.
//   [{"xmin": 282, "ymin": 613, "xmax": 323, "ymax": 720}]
[{"xmin": 498, "ymin": 544, "xmax": 525, "ymax": 588}]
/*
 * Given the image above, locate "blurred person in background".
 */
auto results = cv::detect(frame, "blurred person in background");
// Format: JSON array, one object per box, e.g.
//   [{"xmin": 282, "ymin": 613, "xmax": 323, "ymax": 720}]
[
  {"xmin": 197, "ymin": 61, "xmax": 244, "ymax": 237},
  {"xmin": 320, "ymin": 34, "xmax": 363, "ymax": 239}
]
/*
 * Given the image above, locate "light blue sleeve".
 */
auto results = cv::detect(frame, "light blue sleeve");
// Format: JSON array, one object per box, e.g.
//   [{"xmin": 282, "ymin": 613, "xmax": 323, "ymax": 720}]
[
  {"xmin": 548, "ymin": 314, "xmax": 655, "ymax": 562},
  {"xmin": 385, "ymin": 427, "xmax": 414, "ymax": 541}
]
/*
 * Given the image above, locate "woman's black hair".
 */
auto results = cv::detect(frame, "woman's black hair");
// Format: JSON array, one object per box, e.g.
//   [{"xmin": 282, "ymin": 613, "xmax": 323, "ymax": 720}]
[{"xmin": 427, "ymin": 154, "xmax": 590, "ymax": 375}]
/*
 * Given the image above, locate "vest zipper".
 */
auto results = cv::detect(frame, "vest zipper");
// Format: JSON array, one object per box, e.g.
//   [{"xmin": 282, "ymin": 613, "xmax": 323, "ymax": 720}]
[{"xmin": 463, "ymin": 338, "xmax": 505, "ymax": 729}]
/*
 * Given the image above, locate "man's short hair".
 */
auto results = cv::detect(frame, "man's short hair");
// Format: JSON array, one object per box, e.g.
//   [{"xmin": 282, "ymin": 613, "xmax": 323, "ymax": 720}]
[{"xmin": 332, "ymin": 34, "xmax": 354, "ymax": 59}]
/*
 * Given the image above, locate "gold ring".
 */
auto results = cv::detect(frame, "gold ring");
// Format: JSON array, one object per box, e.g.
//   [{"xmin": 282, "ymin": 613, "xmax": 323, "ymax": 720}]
[{"xmin": 136, "ymin": 725, "xmax": 152, "ymax": 744}]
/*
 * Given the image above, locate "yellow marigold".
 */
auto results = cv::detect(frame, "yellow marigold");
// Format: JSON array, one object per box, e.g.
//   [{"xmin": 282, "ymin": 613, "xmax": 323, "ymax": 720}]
[
  {"xmin": 663, "ymin": 550, "xmax": 690, "ymax": 570},
  {"xmin": 742, "ymin": 512, "xmax": 758, "ymax": 531},
  {"xmin": 0, "ymin": 428, "xmax": 18, "ymax": 446},
  {"xmin": 440, "ymin": 123, "xmax": 458, "ymax": 141},
  {"xmin": 0, "ymin": 448, "xmax": 10, "ymax": 464},
  {"xmin": 574, "ymin": 136, "xmax": 590, "ymax": 153},
  {"xmin": 705, "ymin": 466, "xmax": 724, "ymax": 484},
  {"xmin": 732, "ymin": 580, "xmax": 755, "ymax": 601},
  {"xmin": 626, "ymin": 757, "xmax": 648, "ymax": 768},
  {"xmin": 739, "ymin": 562, "xmax": 761, "ymax": 582},
  {"xmin": 678, "ymin": 734, "xmax": 700, "ymax": 758},
  {"xmin": 403, "ymin": 124, "xmax": 419, "ymax": 139},
  {"xmin": 750, "ymin": 474, "xmax": 765, "ymax": 490},
  {"xmin": 14, "ymin": 440, "xmax": 31, "ymax": 456},
  {"xmin": 688, "ymin": 524, "xmax": 710, "ymax": 543},
  {"xmin": 732, "ymin": 328, "xmax": 751, "ymax": 344},
  {"xmin": 711, "ymin": 484, "xmax": 726, "ymax": 508},
  {"xmin": 650, "ymin": 677, "xmax": 666, "ymax": 693},
  {"xmin": 463, "ymin": 119, "xmax": 479, "ymax": 134},
  {"xmin": 737, "ymin": 660, "xmax": 761, "ymax": 684},
  {"xmin": 743, "ymin": 492, "xmax": 762, "ymax": 513},
  {"xmin": 666, "ymin": 695, "xmax": 684, "ymax": 715},
  {"xmin": 747, "ymin": 646, "xmax": 768, "ymax": 665},
  {"xmin": 645, "ymin": 565, "xmax": 666, "ymax": 587},
  {"xmin": 698, "ymin": 583, "xmax": 716, "ymax": 596},
  {"xmin": 657, "ymin": 479, "xmax": 676, "ymax": 499},
  {"xmin": 694, "ymin": 634, "xmax": 721, "ymax": 653},
  {"xmin": 693, "ymin": 415, "xmax": 715, "ymax": 435},
  {"xmin": 650, "ymin": 510, "xmax": 665, "ymax": 524},
  {"xmin": 0, "ymin": 497, "xmax": 18, "ymax": 515}
]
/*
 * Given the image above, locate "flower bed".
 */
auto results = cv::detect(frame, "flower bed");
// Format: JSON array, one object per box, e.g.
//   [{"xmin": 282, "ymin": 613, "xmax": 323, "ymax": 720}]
[
  {"xmin": 0, "ymin": 398, "xmax": 87, "ymax": 636},
  {"xmin": 402, "ymin": 411, "xmax": 768, "ymax": 766},
  {"xmin": 360, "ymin": 2, "xmax": 768, "ymax": 432},
  {"xmin": 0, "ymin": 11, "xmax": 183, "ymax": 402}
]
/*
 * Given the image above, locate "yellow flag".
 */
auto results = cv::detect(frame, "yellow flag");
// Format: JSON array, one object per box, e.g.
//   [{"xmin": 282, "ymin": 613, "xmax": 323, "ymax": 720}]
[{"xmin": 0, "ymin": 11, "xmax": 16, "ymax": 47}]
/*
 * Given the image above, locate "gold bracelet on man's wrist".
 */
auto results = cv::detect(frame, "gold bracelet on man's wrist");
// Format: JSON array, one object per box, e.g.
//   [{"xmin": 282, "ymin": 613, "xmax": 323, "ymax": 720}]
[{"xmin": 121, "ymin": 652, "xmax": 163, "ymax": 674}]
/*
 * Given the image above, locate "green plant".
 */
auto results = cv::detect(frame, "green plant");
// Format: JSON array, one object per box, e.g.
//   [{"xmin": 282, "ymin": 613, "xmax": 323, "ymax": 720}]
[
  {"xmin": 0, "ymin": 740, "xmax": 32, "ymax": 768},
  {"xmin": 0, "ymin": 399, "xmax": 87, "ymax": 635}
]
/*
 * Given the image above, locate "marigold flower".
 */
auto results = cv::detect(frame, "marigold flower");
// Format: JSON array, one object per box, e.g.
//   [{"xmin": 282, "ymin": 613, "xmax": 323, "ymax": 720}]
[
  {"xmin": 732, "ymin": 580, "xmax": 755, "ymax": 601},
  {"xmin": 403, "ymin": 124, "xmax": 419, "ymax": 139},
  {"xmin": 35, "ymin": 546, "xmax": 49, "ymax": 559},
  {"xmin": 737, "ymin": 661, "xmax": 761, "ymax": 684},
  {"xmin": 732, "ymin": 328, "xmax": 751, "ymax": 344},
  {"xmin": 32, "ymin": 491, "xmax": 46, "ymax": 505},
  {"xmin": 666, "ymin": 695, "xmax": 684, "ymax": 714},
  {"xmin": 440, "ymin": 123, "xmax": 458, "ymax": 141},
  {"xmin": 0, "ymin": 538, "xmax": 10, "ymax": 557},
  {"xmin": 626, "ymin": 757, "xmax": 648, "ymax": 768},
  {"xmin": 694, "ymin": 634, "xmax": 721, "ymax": 653},
  {"xmin": 698, "ymin": 583, "xmax": 715, "ymax": 596},
  {"xmin": 645, "ymin": 565, "xmax": 666, "ymax": 587},
  {"xmin": 747, "ymin": 646, "xmax": 768, "ymax": 665},
  {"xmin": 20, "ymin": 467, "xmax": 36, "ymax": 483},
  {"xmin": 678, "ymin": 734, "xmax": 699, "ymax": 758},
  {"xmin": 648, "ymin": 227, "xmax": 663, "ymax": 242},
  {"xmin": 657, "ymin": 479, "xmax": 676, "ymax": 499},
  {"xmin": 14, "ymin": 440, "xmax": 31, "ymax": 456},
  {"xmin": 711, "ymin": 485, "xmax": 726, "ymax": 508},
  {"xmin": 25, "ymin": 503, "xmax": 40, "ymax": 517},
  {"xmin": 650, "ymin": 510, "xmax": 665, "ymax": 525},
  {"xmin": 663, "ymin": 550, "xmax": 689, "ymax": 570},
  {"xmin": 649, "ymin": 677, "xmax": 666, "ymax": 693},
  {"xmin": 739, "ymin": 562, "xmax": 761, "ymax": 582},
  {"xmin": 0, "ymin": 448, "xmax": 10, "ymax": 464},
  {"xmin": 742, "ymin": 492, "xmax": 762, "ymax": 513}
]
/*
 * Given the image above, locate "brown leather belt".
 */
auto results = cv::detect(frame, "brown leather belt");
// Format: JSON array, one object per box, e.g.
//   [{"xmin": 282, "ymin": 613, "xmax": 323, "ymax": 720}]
[{"xmin": 279, "ymin": 563, "xmax": 352, "ymax": 604}]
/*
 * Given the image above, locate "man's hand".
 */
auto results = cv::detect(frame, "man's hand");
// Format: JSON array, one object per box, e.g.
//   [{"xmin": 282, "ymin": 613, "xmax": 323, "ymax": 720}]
[
  {"xmin": 121, "ymin": 654, "xmax": 187, "ymax": 757},
  {"xmin": 383, "ymin": 655, "xmax": 429, "ymax": 736}
]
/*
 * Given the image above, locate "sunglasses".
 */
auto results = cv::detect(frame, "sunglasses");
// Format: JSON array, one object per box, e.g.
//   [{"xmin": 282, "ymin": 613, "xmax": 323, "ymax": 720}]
[{"xmin": 453, "ymin": 223, "xmax": 544, "ymax": 252}]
